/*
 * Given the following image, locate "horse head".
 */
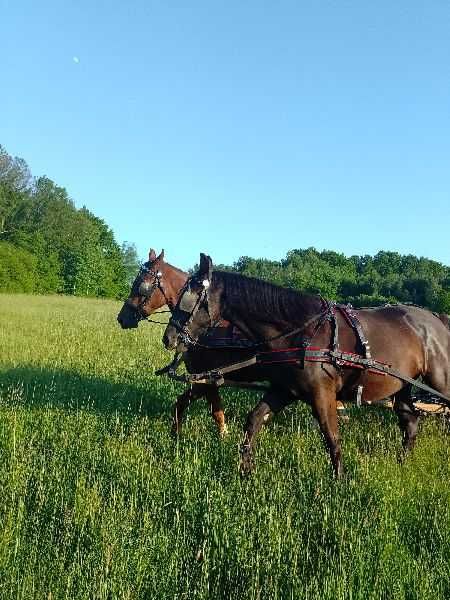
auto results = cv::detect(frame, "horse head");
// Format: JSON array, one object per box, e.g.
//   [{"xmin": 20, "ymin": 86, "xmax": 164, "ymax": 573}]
[
  {"xmin": 117, "ymin": 248, "xmax": 187, "ymax": 329},
  {"xmin": 163, "ymin": 253, "xmax": 221, "ymax": 351}
]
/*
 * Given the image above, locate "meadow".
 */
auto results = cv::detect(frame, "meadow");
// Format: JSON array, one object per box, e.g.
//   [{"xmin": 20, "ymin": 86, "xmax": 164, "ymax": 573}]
[{"xmin": 1, "ymin": 294, "xmax": 450, "ymax": 599}]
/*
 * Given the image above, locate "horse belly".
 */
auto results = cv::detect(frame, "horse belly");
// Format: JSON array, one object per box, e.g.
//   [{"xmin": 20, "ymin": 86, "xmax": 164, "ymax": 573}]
[{"xmin": 337, "ymin": 369, "xmax": 404, "ymax": 402}]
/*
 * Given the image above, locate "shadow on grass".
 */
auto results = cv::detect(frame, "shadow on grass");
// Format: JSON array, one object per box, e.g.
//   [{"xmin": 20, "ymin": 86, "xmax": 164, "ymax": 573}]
[{"xmin": 0, "ymin": 366, "xmax": 173, "ymax": 420}]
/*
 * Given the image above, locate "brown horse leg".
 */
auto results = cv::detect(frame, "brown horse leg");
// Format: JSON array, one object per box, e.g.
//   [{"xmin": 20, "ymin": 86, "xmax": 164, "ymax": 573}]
[
  {"xmin": 311, "ymin": 391, "xmax": 343, "ymax": 478},
  {"xmin": 206, "ymin": 387, "xmax": 228, "ymax": 437},
  {"xmin": 171, "ymin": 384, "xmax": 205, "ymax": 435},
  {"xmin": 239, "ymin": 390, "xmax": 290, "ymax": 476},
  {"xmin": 393, "ymin": 385, "xmax": 419, "ymax": 455}
]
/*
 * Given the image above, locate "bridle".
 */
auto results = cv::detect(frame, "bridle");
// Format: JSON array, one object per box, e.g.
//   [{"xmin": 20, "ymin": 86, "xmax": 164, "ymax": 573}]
[
  {"xmin": 167, "ymin": 276, "xmax": 335, "ymax": 351},
  {"xmin": 168, "ymin": 277, "xmax": 215, "ymax": 347},
  {"xmin": 126, "ymin": 263, "xmax": 172, "ymax": 322}
]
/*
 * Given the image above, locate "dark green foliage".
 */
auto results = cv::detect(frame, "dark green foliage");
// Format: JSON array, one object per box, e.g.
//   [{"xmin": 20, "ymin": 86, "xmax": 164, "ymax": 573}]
[
  {"xmin": 0, "ymin": 145, "xmax": 136, "ymax": 298},
  {"xmin": 0, "ymin": 241, "xmax": 37, "ymax": 293},
  {"xmin": 1, "ymin": 143, "xmax": 449, "ymax": 308},
  {"xmin": 229, "ymin": 247, "xmax": 450, "ymax": 312},
  {"xmin": 121, "ymin": 241, "xmax": 140, "ymax": 286}
]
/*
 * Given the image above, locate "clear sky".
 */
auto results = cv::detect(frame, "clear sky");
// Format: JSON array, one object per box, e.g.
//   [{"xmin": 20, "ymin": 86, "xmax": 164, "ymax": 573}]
[{"xmin": 1, "ymin": 0, "xmax": 449, "ymax": 270}]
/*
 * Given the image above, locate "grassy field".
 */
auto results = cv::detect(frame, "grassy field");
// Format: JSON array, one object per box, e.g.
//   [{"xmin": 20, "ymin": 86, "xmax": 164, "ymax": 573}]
[{"xmin": 1, "ymin": 294, "xmax": 450, "ymax": 599}]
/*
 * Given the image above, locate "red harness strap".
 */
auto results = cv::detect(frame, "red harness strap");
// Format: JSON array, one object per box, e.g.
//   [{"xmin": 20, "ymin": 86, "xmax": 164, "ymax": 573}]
[{"xmin": 256, "ymin": 346, "xmax": 388, "ymax": 375}]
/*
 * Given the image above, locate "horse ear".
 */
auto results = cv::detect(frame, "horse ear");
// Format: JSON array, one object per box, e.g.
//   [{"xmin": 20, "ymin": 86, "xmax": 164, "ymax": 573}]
[
  {"xmin": 199, "ymin": 253, "xmax": 213, "ymax": 280},
  {"xmin": 157, "ymin": 249, "xmax": 165, "ymax": 261},
  {"xmin": 149, "ymin": 248, "xmax": 157, "ymax": 262}
]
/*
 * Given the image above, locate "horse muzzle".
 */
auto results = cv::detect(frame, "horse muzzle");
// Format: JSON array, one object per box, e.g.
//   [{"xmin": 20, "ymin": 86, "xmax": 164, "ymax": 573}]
[{"xmin": 117, "ymin": 304, "xmax": 140, "ymax": 329}]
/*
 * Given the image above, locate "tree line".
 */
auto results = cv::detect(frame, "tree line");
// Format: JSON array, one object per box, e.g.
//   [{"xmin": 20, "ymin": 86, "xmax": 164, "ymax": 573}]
[
  {"xmin": 0, "ymin": 144, "xmax": 139, "ymax": 298},
  {"xmin": 1, "ymin": 144, "xmax": 449, "ymax": 312},
  {"xmin": 219, "ymin": 247, "xmax": 450, "ymax": 313}
]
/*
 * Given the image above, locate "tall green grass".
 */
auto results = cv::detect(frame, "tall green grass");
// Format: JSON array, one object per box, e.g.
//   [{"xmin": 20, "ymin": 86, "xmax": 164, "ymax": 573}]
[{"xmin": 1, "ymin": 293, "xmax": 450, "ymax": 599}]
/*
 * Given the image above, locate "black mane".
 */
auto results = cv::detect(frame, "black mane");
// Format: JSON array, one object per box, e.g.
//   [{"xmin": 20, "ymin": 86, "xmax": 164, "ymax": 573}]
[{"xmin": 213, "ymin": 271, "xmax": 322, "ymax": 324}]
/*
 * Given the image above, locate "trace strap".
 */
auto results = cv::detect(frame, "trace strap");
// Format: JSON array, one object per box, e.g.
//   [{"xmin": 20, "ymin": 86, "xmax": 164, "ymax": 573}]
[
  {"xmin": 157, "ymin": 302, "xmax": 450, "ymax": 407},
  {"xmin": 160, "ymin": 346, "xmax": 450, "ymax": 405}
]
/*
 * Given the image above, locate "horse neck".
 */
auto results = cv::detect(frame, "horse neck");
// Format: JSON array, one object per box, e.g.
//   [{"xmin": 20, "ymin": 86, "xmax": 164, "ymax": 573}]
[
  {"xmin": 217, "ymin": 273, "xmax": 323, "ymax": 346},
  {"xmin": 162, "ymin": 263, "xmax": 188, "ymax": 309}
]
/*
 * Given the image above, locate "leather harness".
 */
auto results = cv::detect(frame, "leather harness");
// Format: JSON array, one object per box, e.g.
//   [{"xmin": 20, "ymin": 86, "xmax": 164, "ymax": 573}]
[{"xmin": 162, "ymin": 302, "xmax": 450, "ymax": 407}]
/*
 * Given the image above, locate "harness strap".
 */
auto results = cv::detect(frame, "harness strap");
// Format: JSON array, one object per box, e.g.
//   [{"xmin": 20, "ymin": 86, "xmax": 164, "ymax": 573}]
[
  {"xmin": 166, "ymin": 356, "xmax": 258, "ymax": 386},
  {"xmin": 331, "ymin": 305, "xmax": 339, "ymax": 352},
  {"xmin": 160, "ymin": 296, "xmax": 450, "ymax": 406},
  {"xmin": 334, "ymin": 353, "xmax": 450, "ymax": 404},
  {"xmin": 337, "ymin": 304, "xmax": 372, "ymax": 359},
  {"xmin": 187, "ymin": 297, "xmax": 334, "ymax": 351},
  {"xmin": 162, "ymin": 346, "xmax": 450, "ymax": 406}
]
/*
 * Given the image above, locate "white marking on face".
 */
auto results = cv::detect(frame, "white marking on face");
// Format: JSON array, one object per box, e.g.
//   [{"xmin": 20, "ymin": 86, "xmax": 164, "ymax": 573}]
[{"xmin": 202, "ymin": 279, "xmax": 210, "ymax": 288}]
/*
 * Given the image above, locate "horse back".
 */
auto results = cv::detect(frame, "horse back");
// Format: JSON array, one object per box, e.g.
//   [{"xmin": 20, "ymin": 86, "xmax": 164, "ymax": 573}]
[{"xmin": 352, "ymin": 304, "xmax": 450, "ymax": 374}]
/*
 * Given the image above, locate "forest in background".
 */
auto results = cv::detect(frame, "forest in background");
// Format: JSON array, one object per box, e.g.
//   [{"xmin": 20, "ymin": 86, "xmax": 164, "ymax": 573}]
[
  {"xmin": 1, "ymin": 144, "xmax": 449, "ymax": 312},
  {"xmin": 0, "ymin": 145, "xmax": 139, "ymax": 298},
  {"xmin": 224, "ymin": 248, "xmax": 450, "ymax": 313}
]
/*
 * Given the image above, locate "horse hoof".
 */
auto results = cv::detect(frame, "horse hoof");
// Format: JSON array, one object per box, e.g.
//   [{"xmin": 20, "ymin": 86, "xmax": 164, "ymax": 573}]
[
  {"xmin": 239, "ymin": 458, "xmax": 254, "ymax": 478},
  {"xmin": 239, "ymin": 466, "xmax": 253, "ymax": 478},
  {"xmin": 219, "ymin": 425, "xmax": 229, "ymax": 438},
  {"xmin": 170, "ymin": 425, "xmax": 181, "ymax": 438}
]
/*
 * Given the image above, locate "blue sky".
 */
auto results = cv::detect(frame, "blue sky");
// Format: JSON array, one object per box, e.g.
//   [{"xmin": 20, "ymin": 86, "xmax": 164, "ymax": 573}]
[{"xmin": 1, "ymin": 0, "xmax": 449, "ymax": 270}]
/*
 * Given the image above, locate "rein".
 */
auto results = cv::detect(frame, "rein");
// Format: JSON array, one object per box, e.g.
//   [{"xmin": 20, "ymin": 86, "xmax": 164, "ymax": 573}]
[{"xmin": 142, "ymin": 310, "xmax": 172, "ymax": 325}]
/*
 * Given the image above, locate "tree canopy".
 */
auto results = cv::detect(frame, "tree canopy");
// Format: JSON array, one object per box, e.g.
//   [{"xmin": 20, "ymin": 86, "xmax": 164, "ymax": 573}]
[
  {"xmin": 0, "ymin": 144, "xmax": 139, "ymax": 298},
  {"xmin": 1, "ymin": 144, "xmax": 448, "ymax": 313},
  {"xmin": 227, "ymin": 248, "xmax": 450, "ymax": 313}
]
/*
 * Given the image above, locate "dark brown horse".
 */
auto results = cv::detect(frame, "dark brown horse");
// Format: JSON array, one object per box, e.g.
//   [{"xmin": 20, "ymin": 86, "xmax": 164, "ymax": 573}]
[
  {"xmin": 117, "ymin": 249, "xmax": 283, "ymax": 436},
  {"xmin": 163, "ymin": 254, "xmax": 450, "ymax": 477}
]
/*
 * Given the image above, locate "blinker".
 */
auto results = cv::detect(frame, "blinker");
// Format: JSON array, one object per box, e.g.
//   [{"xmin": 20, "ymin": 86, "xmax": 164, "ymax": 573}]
[
  {"xmin": 179, "ymin": 288, "xmax": 200, "ymax": 312},
  {"xmin": 138, "ymin": 281, "xmax": 154, "ymax": 297}
]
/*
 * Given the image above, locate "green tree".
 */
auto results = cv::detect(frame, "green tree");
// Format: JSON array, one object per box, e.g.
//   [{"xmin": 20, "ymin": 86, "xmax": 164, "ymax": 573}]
[
  {"xmin": 121, "ymin": 242, "xmax": 140, "ymax": 285},
  {"xmin": 0, "ymin": 241, "xmax": 37, "ymax": 293}
]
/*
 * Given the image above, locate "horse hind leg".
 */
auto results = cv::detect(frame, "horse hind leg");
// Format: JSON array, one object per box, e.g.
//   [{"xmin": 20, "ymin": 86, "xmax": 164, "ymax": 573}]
[
  {"xmin": 424, "ymin": 356, "xmax": 450, "ymax": 401},
  {"xmin": 311, "ymin": 390, "xmax": 343, "ymax": 479},
  {"xmin": 171, "ymin": 384, "xmax": 206, "ymax": 435},
  {"xmin": 393, "ymin": 384, "xmax": 420, "ymax": 455},
  {"xmin": 239, "ymin": 390, "xmax": 290, "ymax": 476}
]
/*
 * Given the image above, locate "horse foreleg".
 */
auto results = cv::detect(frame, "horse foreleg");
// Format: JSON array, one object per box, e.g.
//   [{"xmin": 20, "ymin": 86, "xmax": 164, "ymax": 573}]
[
  {"xmin": 206, "ymin": 387, "xmax": 228, "ymax": 437},
  {"xmin": 239, "ymin": 390, "xmax": 289, "ymax": 476},
  {"xmin": 311, "ymin": 390, "xmax": 343, "ymax": 478},
  {"xmin": 393, "ymin": 385, "xmax": 419, "ymax": 456},
  {"xmin": 171, "ymin": 384, "xmax": 205, "ymax": 435}
]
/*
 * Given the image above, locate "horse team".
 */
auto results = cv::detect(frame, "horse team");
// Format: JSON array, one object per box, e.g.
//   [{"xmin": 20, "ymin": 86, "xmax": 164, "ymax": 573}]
[{"xmin": 118, "ymin": 249, "xmax": 450, "ymax": 477}]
